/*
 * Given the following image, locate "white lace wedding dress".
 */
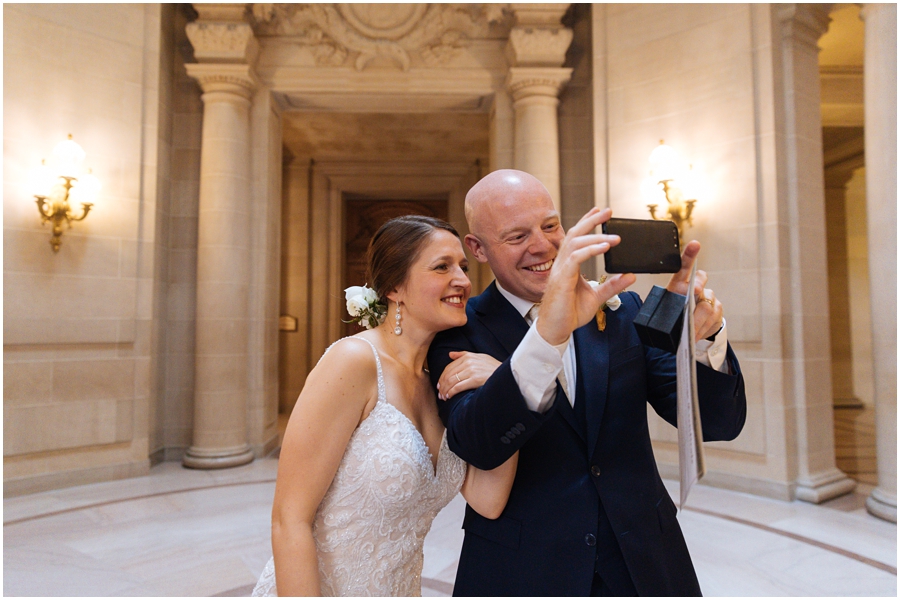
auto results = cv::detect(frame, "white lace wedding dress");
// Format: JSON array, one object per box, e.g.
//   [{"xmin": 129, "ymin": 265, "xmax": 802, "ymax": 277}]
[{"xmin": 252, "ymin": 337, "xmax": 466, "ymax": 597}]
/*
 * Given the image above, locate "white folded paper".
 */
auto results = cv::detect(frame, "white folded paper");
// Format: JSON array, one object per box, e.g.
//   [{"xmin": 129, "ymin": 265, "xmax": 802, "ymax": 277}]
[{"xmin": 676, "ymin": 262, "xmax": 705, "ymax": 509}]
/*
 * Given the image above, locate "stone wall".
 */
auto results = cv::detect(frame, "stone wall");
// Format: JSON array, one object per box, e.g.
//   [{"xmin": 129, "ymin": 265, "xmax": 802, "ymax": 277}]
[
  {"xmin": 591, "ymin": 4, "xmax": 851, "ymax": 501},
  {"xmin": 3, "ymin": 4, "xmax": 166, "ymax": 494}
]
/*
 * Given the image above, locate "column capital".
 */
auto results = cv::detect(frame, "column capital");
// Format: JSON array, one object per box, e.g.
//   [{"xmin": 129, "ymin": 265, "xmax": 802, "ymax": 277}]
[
  {"xmin": 509, "ymin": 4, "xmax": 571, "ymax": 27},
  {"xmin": 185, "ymin": 63, "xmax": 257, "ymax": 98},
  {"xmin": 186, "ymin": 4, "xmax": 257, "ymax": 65},
  {"xmin": 506, "ymin": 3, "xmax": 574, "ymax": 67},
  {"xmin": 775, "ymin": 3, "xmax": 832, "ymax": 50},
  {"xmin": 506, "ymin": 67, "xmax": 573, "ymax": 102}
]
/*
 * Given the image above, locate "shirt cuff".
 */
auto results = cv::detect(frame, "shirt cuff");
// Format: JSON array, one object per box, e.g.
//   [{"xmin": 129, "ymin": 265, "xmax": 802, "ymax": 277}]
[
  {"xmin": 695, "ymin": 319, "xmax": 729, "ymax": 373},
  {"xmin": 510, "ymin": 317, "xmax": 567, "ymax": 413}
]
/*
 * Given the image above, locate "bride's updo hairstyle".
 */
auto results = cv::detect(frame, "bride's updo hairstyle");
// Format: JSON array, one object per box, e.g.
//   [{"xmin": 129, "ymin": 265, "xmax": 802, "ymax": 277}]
[{"xmin": 366, "ymin": 215, "xmax": 461, "ymax": 302}]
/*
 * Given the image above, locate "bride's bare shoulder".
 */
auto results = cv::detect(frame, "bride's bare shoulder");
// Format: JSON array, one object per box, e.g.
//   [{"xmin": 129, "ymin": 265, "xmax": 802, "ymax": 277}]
[{"xmin": 308, "ymin": 336, "xmax": 378, "ymax": 383}]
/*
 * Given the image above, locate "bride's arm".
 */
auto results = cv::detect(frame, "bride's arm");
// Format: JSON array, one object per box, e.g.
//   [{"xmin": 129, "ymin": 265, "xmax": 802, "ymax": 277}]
[
  {"xmin": 460, "ymin": 452, "xmax": 519, "ymax": 519},
  {"xmin": 271, "ymin": 339, "xmax": 376, "ymax": 596},
  {"xmin": 439, "ymin": 352, "xmax": 519, "ymax": 519}
]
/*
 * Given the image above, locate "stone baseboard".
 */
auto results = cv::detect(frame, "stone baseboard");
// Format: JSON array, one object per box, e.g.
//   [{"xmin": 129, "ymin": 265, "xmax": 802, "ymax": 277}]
[{"xmin": 3, "ymin": 459, "xmax": 150, "ymax": 498}]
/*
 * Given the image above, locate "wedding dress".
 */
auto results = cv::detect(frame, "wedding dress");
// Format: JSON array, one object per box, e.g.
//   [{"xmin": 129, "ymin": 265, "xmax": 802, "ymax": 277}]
[{"xmin": 252, "ymin": 337, "xmax": 466, "ymax": 597}]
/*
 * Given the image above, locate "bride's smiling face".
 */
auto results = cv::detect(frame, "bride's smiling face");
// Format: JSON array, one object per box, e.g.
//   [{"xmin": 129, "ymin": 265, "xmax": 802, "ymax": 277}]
[{"xmin": 394, "ymin": 229, "xmax": 471, "ymax": 333}]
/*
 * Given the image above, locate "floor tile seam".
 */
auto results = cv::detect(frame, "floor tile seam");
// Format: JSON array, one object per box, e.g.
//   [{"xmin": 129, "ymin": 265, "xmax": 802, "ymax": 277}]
[
  {"xmin": 3, "ymin": 478, "xmax": 278, "ymax": 527},
  {"xmin": 682, "ymin": 504, "xmax": 898, "ymax": 575}
]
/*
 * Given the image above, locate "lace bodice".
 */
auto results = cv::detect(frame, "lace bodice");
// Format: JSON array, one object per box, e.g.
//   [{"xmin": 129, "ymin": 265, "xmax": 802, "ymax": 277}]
[{"xmin": 253, "ymin": 337, "xmax": 466, "ymax": 597}]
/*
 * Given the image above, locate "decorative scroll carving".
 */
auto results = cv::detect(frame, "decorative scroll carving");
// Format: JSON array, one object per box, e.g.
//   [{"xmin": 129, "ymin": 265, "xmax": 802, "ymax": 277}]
[{"xmin": 251, "ymin": 3, "xmax": 512, "ymax": 71}]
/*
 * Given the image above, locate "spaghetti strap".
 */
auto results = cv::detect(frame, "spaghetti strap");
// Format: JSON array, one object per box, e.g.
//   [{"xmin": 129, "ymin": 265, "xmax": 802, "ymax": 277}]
[{"xmin": 325, "ymin": 336, "xmax": 386, "ymax": 405}]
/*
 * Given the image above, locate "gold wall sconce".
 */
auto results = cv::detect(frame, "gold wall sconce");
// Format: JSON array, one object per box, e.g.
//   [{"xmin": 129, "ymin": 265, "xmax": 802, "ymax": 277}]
[
  {"xmin": 643, "ymin": 140, "xmax": 699, "ymax": 245},
  {"xmin": 29, "ymin": 134, "xmax": 101, "ymax": 252}
]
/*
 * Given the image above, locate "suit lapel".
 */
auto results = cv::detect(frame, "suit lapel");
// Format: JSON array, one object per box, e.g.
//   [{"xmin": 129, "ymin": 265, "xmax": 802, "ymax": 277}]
[
  {"xmin": 473, "ymin": 283, "xmax": 585, "ymax": 441},
  {"xmin": 554, "ymin": 383, "xmax": 585, "ymax": 443},
  {"xmin": 575, "ymin": 322, "xmax": 609, "ymax": 457}
]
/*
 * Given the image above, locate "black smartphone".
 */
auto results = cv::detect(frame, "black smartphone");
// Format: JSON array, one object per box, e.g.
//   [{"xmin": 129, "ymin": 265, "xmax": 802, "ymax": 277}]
[{"xmin": 601, "ymin": 218, "xmax": 682, "ymax": 273}]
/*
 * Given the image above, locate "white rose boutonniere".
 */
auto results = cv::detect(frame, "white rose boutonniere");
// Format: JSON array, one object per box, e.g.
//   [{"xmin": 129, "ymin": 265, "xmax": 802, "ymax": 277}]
[{"xmin": 344, "ymin": 285, "xmax": 386, "ymax": 330}]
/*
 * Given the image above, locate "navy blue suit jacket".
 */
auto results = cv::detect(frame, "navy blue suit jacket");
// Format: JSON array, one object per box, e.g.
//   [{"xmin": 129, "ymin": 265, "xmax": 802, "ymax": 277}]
[{"xmin": 427, "ymin": 283, "xmax": 746, "ymax": 596}]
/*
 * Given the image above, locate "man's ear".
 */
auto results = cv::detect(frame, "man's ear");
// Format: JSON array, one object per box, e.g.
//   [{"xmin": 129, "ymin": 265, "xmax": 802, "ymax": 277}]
[{"xmin": 465, "ymin": 234, "xmax": 489, "ymax": 263}]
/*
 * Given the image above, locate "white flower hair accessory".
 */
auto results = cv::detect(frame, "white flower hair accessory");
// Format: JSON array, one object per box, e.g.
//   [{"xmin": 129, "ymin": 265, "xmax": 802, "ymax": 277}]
[{"xmin": 344, "ymin": 285, "xmax": 386, "ymax": 330}]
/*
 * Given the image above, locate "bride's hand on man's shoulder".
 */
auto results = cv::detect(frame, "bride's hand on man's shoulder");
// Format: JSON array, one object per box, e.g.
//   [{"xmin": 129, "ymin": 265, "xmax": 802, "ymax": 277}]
[{"xmin": 436, "ymin": 351, "xmax": 501, "ymax": 400}]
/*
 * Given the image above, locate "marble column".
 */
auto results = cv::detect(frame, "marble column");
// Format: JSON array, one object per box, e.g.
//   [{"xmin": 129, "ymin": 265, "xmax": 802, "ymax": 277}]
[
  {"xmin": 861, "ymin": 2, "xmax": 897, "ymax": 523},
  {"xmin": 823, "ymin": 168, "xmax": 861, "ymax": 408},
  {"xmin": 507, "ymin": 69, "xmax": 572, "ymax": 209},
  {"xmin": 775, "ymin": 4, "xmax": 856, "ymax": 503},
  {"xmin": 505, "ymin": 4, "xmax": 573, "ymax": 210},
  {"xmin": 182, "ymin": 5, "xmax": 259, "ymax": 469},
  {"xmin": 182, "ymin": 64, "xmax": 256, "ymax": 469}
]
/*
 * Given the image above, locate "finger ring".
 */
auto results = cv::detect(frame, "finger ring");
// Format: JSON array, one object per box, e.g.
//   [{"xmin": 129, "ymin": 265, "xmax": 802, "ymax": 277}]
[
  {"xmin": 701, "ymin": 297, "xmax": 714, "ymax": 307},
  {"xmin": 455, "ymin": 373, "xmax": 462, "ymax": 383}
]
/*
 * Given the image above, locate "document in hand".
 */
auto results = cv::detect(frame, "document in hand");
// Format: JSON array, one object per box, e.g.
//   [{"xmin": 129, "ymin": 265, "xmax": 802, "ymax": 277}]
[{"xmin": 676, "ymin": 262, "xmax": 705, "ymax": 509}]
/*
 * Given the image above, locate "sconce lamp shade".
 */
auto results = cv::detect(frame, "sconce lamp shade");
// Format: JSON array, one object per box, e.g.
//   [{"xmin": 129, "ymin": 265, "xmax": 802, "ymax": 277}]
[
  {"xmin": 31, "ymin": 134, "xmax": 99, "ymax": 252},
  {"xmin": 50, "ymin": 134, "xmax": 87, "ymax": 179},
  {"xmin": 648, "ymin": 140, "xmax": 684, "ymax": 183},
  {"xmin": 27, "ymin": 160, "xmax": 57, "ymax": 198},
  {"xmin": 645, "ymin": 140, "xmax": 699, "ymax": 245},
  {"xmin": 69, "ymin": 170, "xmax": 102, "ymax": 205}
]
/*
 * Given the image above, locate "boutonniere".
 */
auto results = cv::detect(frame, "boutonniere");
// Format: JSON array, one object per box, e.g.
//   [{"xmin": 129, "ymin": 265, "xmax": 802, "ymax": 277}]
[{"xmin": 588, "ymin": 276, "xmax": 621, "ymax": 332}]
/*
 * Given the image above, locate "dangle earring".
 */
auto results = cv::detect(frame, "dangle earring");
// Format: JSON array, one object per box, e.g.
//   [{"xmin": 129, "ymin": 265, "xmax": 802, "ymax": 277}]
[{"xmin": 393, "ymin": 302, "xmax": 402, "ymax": 336}]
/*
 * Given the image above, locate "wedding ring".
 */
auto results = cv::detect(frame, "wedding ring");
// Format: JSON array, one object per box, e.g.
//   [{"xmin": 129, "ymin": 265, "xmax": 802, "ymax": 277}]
[
  {"xmin": 455, "ymin": 373, "xmax": 462, "ymax": 383},
  {"xmin": 701, "ymin": 297, "xmax": 714, "ymax": 307}
]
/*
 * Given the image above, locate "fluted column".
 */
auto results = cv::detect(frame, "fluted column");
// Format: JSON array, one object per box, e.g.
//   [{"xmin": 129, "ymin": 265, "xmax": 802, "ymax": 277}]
[
  {"xmin": 861, "ymin": 2, "xmax": 897, "ymax": 523},
  {"xmin": 183, "ymin": 5, "xmax": 258, "ymax": 469},
  {"xmin": 505, "ymin": 4, "xmax": 573, "ymax": 210}
]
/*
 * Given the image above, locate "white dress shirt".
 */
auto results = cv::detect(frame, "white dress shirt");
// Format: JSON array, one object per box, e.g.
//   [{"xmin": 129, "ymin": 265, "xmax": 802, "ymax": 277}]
[{"xmin": 496, "ymin": 282, "xmax": 730, "ymax": 414}]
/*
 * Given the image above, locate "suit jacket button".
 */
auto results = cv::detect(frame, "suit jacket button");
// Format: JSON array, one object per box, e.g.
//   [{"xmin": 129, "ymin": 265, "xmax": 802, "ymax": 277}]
[
  {"xmin": 500, "ymin": 436, "xmax": 511, "ymax": 444},
  {"xmin": 591, "ymin": 465, "xmax": 601, "ymax": 477},
  {"xmin": 585, "ymin": 534, "xmax": 597, "ymax": 547}
]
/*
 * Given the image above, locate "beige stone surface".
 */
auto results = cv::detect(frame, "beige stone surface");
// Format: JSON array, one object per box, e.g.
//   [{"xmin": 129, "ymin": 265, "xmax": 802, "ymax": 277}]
[
  {"xmin": 3, "ymin": 3, "xmax": 163, "ymax": 491},
  {"xmin": 3, "ymin": 4, "xmax": 894, "ymax": 515}
]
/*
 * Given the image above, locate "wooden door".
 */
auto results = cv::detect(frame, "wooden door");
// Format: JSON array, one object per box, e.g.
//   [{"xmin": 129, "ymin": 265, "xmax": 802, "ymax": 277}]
[{"xmin": 343, "ymin": 197, "xmax": 448, "ymax": 337}]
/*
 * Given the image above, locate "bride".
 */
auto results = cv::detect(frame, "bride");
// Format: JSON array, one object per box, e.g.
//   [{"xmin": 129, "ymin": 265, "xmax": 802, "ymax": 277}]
[{"xmin": 252, "ymin": 215, "xmax": 512, "ymax": 596}]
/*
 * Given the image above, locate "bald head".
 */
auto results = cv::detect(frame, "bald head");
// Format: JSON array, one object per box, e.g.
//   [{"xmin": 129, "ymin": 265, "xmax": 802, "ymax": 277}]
[
  {"xmin": 465, "ymin": 169, "xmax": 553, "ymax": 237},
  {"xmin": 462, "ymin": 169, "xmax": 562, "ymax": 302}
]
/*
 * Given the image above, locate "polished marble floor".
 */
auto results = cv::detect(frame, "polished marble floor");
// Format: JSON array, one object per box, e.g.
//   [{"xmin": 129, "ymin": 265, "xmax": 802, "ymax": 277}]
[{"xmin": 4, "ymin": 457, "xmax": 895, "ymax": 597}]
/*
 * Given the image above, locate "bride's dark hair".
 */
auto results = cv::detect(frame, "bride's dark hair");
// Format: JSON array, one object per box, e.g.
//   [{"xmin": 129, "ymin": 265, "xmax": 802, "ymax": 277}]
[{"xmin": 367, "ymin": 215, "xmax": 461, "ymax": 301}]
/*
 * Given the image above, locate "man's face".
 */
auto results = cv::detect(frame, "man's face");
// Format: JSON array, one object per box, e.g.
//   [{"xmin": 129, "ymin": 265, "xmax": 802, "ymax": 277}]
[{"xmin": 466, "ymin": 189, "xmax": 564, "ymax": 304}]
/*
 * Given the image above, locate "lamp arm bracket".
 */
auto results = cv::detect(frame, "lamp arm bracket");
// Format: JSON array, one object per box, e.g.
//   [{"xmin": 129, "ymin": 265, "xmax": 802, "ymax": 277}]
[{"xmin": 69, "ymin": 203, "xmax": 93, "ymax": 222}]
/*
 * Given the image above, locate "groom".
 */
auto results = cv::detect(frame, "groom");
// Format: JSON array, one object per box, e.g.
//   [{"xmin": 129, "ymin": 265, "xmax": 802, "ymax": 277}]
[{"xmin": 428, "ymin": 170, "xmax": 746, "ymax": 596}]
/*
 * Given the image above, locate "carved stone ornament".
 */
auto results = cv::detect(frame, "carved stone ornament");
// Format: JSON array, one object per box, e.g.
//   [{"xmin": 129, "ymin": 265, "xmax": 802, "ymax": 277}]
[
  {"xmin": 185, "ymin": 63, "xmax": 257, "ymax": 97},
  {"xmin": 250, "ymin": 3, "xmax": 512, "ymax": 71},
  {"xmin": 506, "ymin": 67, "xmax": 572, "ymax": 101},
  {"xmin": 507, "ymin": 26, "xmax": 574, "ymax": 67},
  {"xmin": 186, "ymin": 21, "xmax": 259, "ymax": 63}
]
